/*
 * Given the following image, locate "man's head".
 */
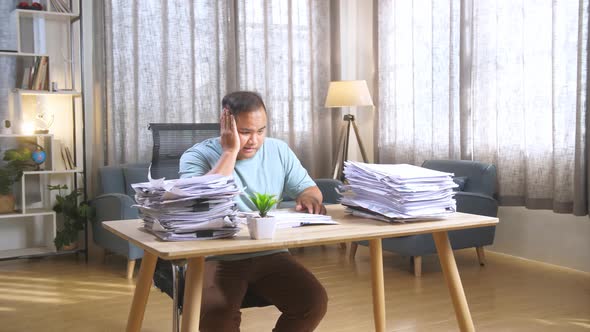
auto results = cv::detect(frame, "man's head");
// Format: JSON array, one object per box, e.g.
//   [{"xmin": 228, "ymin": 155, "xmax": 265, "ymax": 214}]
[{"xmin": 222, "ymin": 91, "xmax": 268, "ymax": 160}]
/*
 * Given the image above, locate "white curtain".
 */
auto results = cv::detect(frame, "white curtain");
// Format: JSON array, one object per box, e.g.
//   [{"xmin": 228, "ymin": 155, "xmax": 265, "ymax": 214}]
[
  {"xmin": 103, "ymin": 0, "xmax": 232, "ymax": 164},
  {"xmin": 377, "ymin": 0, "xmax": 589, "ymax": 215},
  {"xmin": 234, "ymin": 0, "xmax": 333, "ymax": 177},
  {"xmin": 99, "ymin": 0, "xmax": 334, "ymax": 179}
]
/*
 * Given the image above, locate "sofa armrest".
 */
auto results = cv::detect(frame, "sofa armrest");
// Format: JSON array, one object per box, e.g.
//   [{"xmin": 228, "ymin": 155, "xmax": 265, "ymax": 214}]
[
  {"xmin": 93, "ymin": 193, "xmax": 138, "ymax": 221},
  {"xmin": 91, "ymin": 193, "xmax": 143, "ymax": 259},
  {"xmin": 454, "ymin": 192, "xmax": 498, "ymax": 217}
]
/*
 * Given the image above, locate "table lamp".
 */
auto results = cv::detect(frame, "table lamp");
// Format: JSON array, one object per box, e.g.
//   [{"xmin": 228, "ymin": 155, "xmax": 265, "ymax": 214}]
[{"xmin": 324, "ymin": 80, "xmax": 374, "ymax": 180}]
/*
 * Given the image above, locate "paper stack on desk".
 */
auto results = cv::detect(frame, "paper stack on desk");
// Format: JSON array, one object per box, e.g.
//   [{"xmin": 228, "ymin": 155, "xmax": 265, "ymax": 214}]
[
  {"xmin": 132, "ymin": 174, "xmax": 241, "ymax": 241},
  {"xmin": 340, "ymin": 161, "xmax": 457, "ymax": 222}
]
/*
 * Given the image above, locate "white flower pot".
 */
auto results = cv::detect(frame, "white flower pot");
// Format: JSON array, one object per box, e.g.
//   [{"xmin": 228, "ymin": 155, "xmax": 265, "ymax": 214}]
[{"xmin": 247, "ymin": 216, "xmax": 277, "ymax": 240}]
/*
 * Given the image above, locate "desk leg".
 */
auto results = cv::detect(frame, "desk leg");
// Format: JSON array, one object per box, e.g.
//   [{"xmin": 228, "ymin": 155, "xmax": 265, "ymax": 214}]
[
  {"xmin": 433, "ymin": 231, "xmax": 475, "ymax": 332},
  {"xmin": 126, "ymin": 251, "xmax": 158, "ymax": 332},
  {"xmin": 369, "ymin": 239, "xmax": 386, "ymax": 332},
  {"xmin": 181, "ymin": 257, "xmax": 205, "ymax": 332}
]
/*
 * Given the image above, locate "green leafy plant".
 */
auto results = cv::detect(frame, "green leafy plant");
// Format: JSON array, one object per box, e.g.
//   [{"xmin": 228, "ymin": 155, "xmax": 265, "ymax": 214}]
[
  {"xmin": 0, "ymin": 148, "xmax": 34, "ymax": 195},
  {"xmin": 49, "ymin": 184, "xmax": 94, "ymax": 250},
  {"xmin": 249, "ymin": 193, "xmax": 280, "ymax": 218}
]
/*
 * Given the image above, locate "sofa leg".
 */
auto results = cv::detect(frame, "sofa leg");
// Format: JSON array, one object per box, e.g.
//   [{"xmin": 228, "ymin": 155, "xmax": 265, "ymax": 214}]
[
  {"xmin": 413, "ymin": 256, "xmax": 422, "ymax": 277},
  {"xmin": 126, "ymin": 259, "xmax": 136, "ymax": 279},
  {"xmin": 349, "ymin": 242, "xmax": 358, "ymax": 260},
  {"xmin": 476, "ymin": 246, "xmax": 486, "ymax": 266},
  {"xmin": 99, "ymin": 248, "xmax": 107, "ymax": 263}
]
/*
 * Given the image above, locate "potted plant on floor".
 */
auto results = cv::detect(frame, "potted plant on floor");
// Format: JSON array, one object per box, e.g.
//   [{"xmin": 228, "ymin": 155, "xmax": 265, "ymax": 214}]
[
  {"xmin": 247, "ymin": 193, "xmax": 280, "ymax": 240},
  {"xmin": 0, "ymin": 148, "xmax": 34, "ymax": 213},
  {"xmin": 49, "ymin": 184, "xmax": 94, "ymax": 250}
]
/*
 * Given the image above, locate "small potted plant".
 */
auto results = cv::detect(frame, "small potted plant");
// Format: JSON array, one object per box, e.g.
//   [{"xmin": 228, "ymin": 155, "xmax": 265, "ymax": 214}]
[
  {"xmin": 0, "ymin": 148, "xmax": 34, "ymax": 213},
  {"xmin": 49, "ymin": 184, "xmax": 94, "ymax": 250},
  {"xmin": 247, "ymin": 193, "xmax": 280, "ymax": 240}
]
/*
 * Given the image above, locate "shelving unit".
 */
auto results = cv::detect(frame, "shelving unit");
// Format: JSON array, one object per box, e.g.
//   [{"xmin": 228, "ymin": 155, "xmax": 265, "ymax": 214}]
[{"xmin": 0, "ymin": 0, "xmax": 86, "ymax": 261}]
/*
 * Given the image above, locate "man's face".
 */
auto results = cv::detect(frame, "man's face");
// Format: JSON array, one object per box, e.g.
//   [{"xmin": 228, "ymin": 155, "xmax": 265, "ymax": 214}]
[{"xmin": 235, "ymin": 107, "xmax": 267, "ymax": 160}]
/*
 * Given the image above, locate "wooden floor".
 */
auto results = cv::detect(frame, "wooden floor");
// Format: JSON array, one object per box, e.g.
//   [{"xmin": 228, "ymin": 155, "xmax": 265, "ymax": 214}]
[{"xmin": 0, "ymin": 246, "xmax": 588, "ymax": 332}]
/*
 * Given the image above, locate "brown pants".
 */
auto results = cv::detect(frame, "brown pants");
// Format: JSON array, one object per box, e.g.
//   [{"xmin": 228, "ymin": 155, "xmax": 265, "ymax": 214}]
[{"xmin": 199, "ymin": 252, "xmax": 328, "ymax": 332}]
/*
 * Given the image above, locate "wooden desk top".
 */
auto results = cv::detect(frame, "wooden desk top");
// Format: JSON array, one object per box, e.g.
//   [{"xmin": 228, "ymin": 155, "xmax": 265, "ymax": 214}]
[{"xmin": 102, "ymin": 205, "xmax": 498, "ymax": 260}]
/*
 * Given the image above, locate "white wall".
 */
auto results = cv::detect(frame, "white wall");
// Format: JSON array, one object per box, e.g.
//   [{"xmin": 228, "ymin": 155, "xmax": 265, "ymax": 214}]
[
  {"xmin": 339, "ymin": 0, "xmax": 375, "ymax": 164},
  {"xmin": 490, "ymin": 207, "xmax": 590, "ymax": 273}
]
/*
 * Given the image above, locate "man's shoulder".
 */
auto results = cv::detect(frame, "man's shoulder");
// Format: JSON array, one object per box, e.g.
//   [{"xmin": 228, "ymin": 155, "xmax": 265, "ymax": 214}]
[
  {"xmin": 264, "ymin": 137, "xmax": 291, "ymax": 151},
  {"xmin": 182, "ymin": 137, "xmax": 222, "ymax": 161},
  {"xmin": 186, "ymin": 137, "xmax": 221, "ymax": 153}
]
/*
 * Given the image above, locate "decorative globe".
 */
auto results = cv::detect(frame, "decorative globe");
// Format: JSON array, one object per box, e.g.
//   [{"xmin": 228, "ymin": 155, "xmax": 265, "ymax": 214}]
[{"xmin": 32, "ymin": 147, "xmax": 46, "ymax": 168}]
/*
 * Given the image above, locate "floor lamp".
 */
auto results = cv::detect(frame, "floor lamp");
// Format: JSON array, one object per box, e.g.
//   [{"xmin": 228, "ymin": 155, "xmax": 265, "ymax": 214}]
[{"xmin": 324, "ymin": 80, "xmax": 374, "ymax": 180}]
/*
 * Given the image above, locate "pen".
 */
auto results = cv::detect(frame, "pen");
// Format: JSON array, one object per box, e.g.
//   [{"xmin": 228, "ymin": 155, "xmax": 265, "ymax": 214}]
[{"xmin": 293, "ymin": 222, "xmax": 322, "ymax": 227}]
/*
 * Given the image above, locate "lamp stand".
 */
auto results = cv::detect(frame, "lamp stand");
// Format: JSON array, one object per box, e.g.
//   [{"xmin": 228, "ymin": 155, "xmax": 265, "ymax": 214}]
[{"xmin": 332, "ymin": 114, "xmax": 369, "ymax": 180}]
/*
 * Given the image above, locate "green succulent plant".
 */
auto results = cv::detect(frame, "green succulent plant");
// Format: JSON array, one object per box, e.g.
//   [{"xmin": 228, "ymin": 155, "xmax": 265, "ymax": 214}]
[{"xmin": 249, "ymin": 192, "xmax": 280, "ymax": 218}]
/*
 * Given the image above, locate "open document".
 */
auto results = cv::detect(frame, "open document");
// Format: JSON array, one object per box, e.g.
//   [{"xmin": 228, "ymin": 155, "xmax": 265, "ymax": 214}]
[
  {"xmin": 235, "ymin": 209, "xmax": 339, "ymax": 229},
  {"xmin": 271, "ymin": 210, "xmax": 339, "ymax": 228}
]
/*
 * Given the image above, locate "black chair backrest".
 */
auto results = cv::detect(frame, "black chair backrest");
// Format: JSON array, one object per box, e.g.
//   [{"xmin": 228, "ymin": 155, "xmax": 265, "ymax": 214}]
[
  {"xmin": 315, "ymin": 179, "xmax": 343, "ymax": 204},
  {"xmin": 148, "ymin": 123, "xmax": 220, "ymax": 179}
]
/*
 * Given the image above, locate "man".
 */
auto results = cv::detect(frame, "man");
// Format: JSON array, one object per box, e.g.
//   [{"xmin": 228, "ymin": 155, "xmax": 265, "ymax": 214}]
[{"xmin": 179, "ymin": 91, "xmax": 328, "ymax": 332}]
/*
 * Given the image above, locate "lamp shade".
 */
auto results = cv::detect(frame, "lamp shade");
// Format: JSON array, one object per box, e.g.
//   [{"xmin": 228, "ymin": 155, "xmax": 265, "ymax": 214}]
[{"xmin": 324, "ymin": 80, "xmax": 373, "ymax": 108}]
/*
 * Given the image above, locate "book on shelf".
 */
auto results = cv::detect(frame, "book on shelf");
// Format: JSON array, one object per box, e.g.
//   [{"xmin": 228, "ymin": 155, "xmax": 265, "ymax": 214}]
[
  {"xmin": 21, "ymin": 67, "xmax": 31, "ymax": 89},
  {"xmin": 64, "ymin": 146, "xmax": 75, "ymax": 170},
  {"xmin": 50, "ymin": 0, "xmax": 71, "ymax": 13},
  {"xmin": 30, "ymin": 56, "xmax": 49, "ymax": 91},
  {"xmin": 59, "ymin": 145, "xmax": 69, "ymax": 170},
  {"xmin": 59, "ymin": 145, "xmax": 75, "ymax": 170}
]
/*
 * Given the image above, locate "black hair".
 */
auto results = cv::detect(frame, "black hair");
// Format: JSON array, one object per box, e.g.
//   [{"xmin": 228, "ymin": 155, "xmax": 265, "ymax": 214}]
[{"xmin": 221, "ymin": 91, "xmax": 267, "ymax": 116}]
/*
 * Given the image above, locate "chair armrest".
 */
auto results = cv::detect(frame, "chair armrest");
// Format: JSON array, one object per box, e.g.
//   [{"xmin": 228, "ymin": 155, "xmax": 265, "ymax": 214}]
[
  {"xmin": 91, "ymin": 193, "xmax": 143, "ymax": 259},
  {"xmin": 454, "ymin": 192, "xmax": 498, "ymax": 217},
  {"xmin": 92, "ymin": 193, "xmax": 139, "ymax": 221}
]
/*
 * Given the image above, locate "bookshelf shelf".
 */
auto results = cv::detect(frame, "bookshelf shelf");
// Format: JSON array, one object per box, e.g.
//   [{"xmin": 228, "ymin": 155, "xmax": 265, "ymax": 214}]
[
  {"xmin": 23, "ymin": 169, "xmax": 81, "ymax": 175},
  {"xmin": 0, "ymin": 208, "xmax": 55, "ymax": 220},
  {"xmin": 13, "ymin": 9, "xmax": 79, "ymax": 21},
  {"xmin": 14, "ymin": 89, "xmax": 81, "ymax": 96},
  {"xmin": 0, "ymin": 133, "xmax": 53, "ymax": 138},
  {"xmin": 0, "ymin": 51, "xmax": 47, "ymax": 57},
  {"xmin": 0, "ymin": 247, "xmax": 55, "ymax": 260},
  {"xmin": 0, "ymin": 0, "xmax": 86, "ymax": 261}
]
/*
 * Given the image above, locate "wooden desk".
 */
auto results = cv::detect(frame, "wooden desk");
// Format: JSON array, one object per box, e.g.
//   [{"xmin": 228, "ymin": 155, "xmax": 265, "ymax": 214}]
[{"xmin": 103, "ymin": 205, "xmax": 498, "ymax": 332}]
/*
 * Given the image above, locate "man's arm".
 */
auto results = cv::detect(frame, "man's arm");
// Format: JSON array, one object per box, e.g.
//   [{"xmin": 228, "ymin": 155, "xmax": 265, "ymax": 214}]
[
  {"xmin": 295, "ymin": 186, "xmax": 326, "ymax": 215},
  {"xmin": 207, "ymin": 109, "xmax": 240, "ymax": 176}
]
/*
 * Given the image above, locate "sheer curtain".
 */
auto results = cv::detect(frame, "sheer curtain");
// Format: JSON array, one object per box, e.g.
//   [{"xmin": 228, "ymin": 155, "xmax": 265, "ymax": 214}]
[
  {"xmin": 97, "ymin": 0, "xmax": 333, "ymax": 178},
  {"xmin": 377, "ymin": 0, "xmax": 589, "ymax": 216},
  {"xmin": 234, "ymin": 0, "xmax": 333, "ymax": 177},
  {"xmin": 102, "ymin": 0, "xmax": 233, "ymax": 164}
]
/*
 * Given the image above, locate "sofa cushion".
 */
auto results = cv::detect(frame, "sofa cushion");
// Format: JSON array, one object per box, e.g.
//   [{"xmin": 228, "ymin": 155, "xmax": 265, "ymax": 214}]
[{"xmin": 123, "ymin": 167, "xmax": 150, "ymax": 197}]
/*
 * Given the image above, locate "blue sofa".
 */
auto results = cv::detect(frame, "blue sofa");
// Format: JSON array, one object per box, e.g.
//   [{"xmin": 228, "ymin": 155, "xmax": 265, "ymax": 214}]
[
  {"xmin": 92, "ymin": 163, "xmax": 151, "ymax": 279},
  {"xmin": 349, "ymin": 160, "xmax": 498, "ymax": 276}
]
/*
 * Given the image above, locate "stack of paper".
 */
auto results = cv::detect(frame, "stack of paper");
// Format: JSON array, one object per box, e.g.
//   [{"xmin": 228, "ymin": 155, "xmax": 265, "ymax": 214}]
[
  {"xmin": 340, "ymin": 161, "xmax": 457, "ymax": 222},
  {"xmin": 132, "ymin": 174, "xmax": 242, "ymax": 241}
]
